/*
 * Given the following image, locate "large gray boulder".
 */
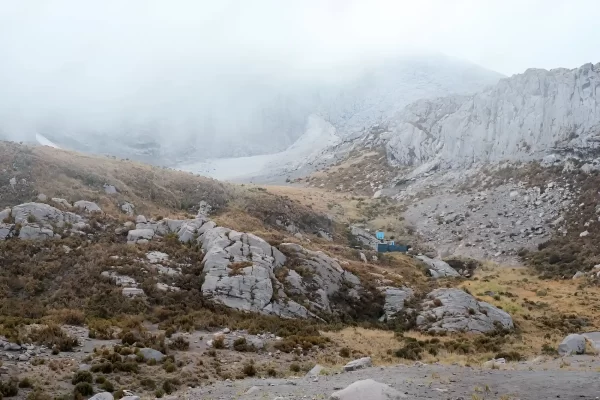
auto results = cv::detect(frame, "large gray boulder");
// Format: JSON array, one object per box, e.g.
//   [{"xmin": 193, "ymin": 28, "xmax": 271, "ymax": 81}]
[
  {"xmin": 343, "ymin": 357, "xmax": 372, "ymax": 372},
  {"xmin": 416, "ymin": 255, "xmax": 460, "ymax": 278},
  {"xmin": 138, "ymin": 348, "xmax": 165, "ymax": 362},
  {"xmin": 350, "ymin": 225, "xmax": 379, "ymax": 249},
  {"xmin": 127, "ymin": 229, "xmax": 155, "ymax": 244},
  {"xmin": 379, "ymin": 286, "xmax": 414, "ymax": 321},
  {"xmin": 558, "ymin": 334, "xmax": 586, "ymax": 356},
  {"xmin": 11, "ymin": 202, "xmax": 81, "ymax": 226},
  {"xmin": 416, "ymin": 288, "xmax": 514, "ymax": 334},
  {"xmin": 18, "ymin": 224, "xmax": 55, "ymax": 240},
  {"xmin": 330, "ymin": 379, "xmax": 406, "ymax": 400},
  {"xmin": 0, "ymin": 208, "xmax": 10, "ymax": 222},
  {"xmin": 74, "ymin": 200, "xmax": 102, "ymax": 213}
]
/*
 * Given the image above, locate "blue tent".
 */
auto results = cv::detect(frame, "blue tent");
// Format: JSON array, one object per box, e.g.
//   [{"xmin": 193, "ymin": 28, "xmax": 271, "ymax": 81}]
[{"xmin": 376, "ymin": 231, "xmax": 385, "ymax": 240}]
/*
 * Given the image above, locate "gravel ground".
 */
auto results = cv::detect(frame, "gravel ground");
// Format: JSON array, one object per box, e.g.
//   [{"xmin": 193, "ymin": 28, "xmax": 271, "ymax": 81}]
[{"xmin": 180, "ymin": 357, "xmax": 600, "ymax": 399}]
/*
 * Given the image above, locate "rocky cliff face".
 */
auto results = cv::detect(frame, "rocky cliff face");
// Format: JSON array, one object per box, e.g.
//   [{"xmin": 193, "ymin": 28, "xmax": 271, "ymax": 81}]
[{"xmin": 382, "ymin": 62, "xmax": 600, "ymax": 169}]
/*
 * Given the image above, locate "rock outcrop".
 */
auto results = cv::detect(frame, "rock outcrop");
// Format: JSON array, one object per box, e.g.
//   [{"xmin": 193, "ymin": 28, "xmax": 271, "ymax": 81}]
[
  {"xmin": 379, "ymin": 286, "xmax": 414, "ymax": 321},
  {"xmin": 416, "ymin": 255, "xmax": 460, "ymax": 278},
  {"xmin": 382, "ymin": 62, "xmax": 600, "ymax": 169},
  {"xmin": 416, "ymin": 288, "xmax": 514, "ymax": 334}
]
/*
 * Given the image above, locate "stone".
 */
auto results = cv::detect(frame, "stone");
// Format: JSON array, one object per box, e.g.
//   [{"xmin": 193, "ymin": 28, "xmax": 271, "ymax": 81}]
[
  {"xmin": 197, "ymin": 200, "xmax": 213, "ymax": 217},
  {"xmin": 12, "ymin": 202, "xmax": 81, "ymax": 225},
  {"xmin": 121, "ymin": 202, "xmax": 135, "ymax": 216},
  {"xmin": 580, "ymin": 230, "xmax": 590, "ymax": 237},
  {"xmin": 138, "ymin": 348, "xmax": 165, "ymax": 362},
  {"xmin": 119, "ymin": 397, "xmax": 140, "ymax": 400},
  {"xmin": 89, "ymin": 393, "xmax": 114, "ymax": 400},
  {"xmin": 127, "ymin": 229, "xmax": 155, "ymax": 244},
  {"xmin": 37, "ymin": 193, "xmax": 47, "ymax": 201},
  {"xmin": 318, "ymin": 231, "xmax": 333, "ymax": 241},
  {"xmin": 244, "ymin": 386, "xmax": 260, "ymax": 395},
  {"xmin": 343, "ymin": 357, "xmax": 372, "ymax": 372},
  {"xmin": 360, "ymin": 252, "xmax": 367, "ymax": 263},
  {"xmin": 18, "ymin": 224, "xmax": 55, "ymax": 240},
  {"xmin": 379, "ymin": 287, "xmax": 414, "ymax": 321},
  {"xmin": 146, "ymin": 251, "xmax": 169, "ymax": 264},
  {"xmin": 582, "ymin": 332, "xmax": 600, "ymax": 351},
  {"xmin": 558, "ymin": 334, "xmax": 586, "ymax": 356},
  {"xmin": 122, "ymin": 288, "xmax": 145, "ymax": 297},
  {"xmin": 330, "ymin": 379, "xmax": 406, "ymax": 400},
  {"xmin": 9, "ymin": 177, "xmax": 16, "ymax": 188},
  {"xmin": 74, "ymin": 200, "xmax": 102, "ymax": 213},
  {"xmin": 416, "ymin": 255, "xmax": 460, "ymax": 278},
  {"xmin": 483, "ymin": 358, "xmax": 506, "ymax": 368},
  {"xmin": 416, "ymin": 288, "xmax": 514, "ymax": 334},
  {"xmin": 572, "ymin": 271, "xmax": 585, "ymax": 279},
  {"xmin": 103, "ymin": 184, "xmax": 118, "ymax": 194},
  {"xmin": 306, "ymin": 364, "xmax": 324, "ymax": 377},
  {"xmin": 0, "ymin": 223, "xmax": 14, "ymax": 240},
  {"xmin": 135, "ymin": 215, "xmax": 147, "ymax": 224}
]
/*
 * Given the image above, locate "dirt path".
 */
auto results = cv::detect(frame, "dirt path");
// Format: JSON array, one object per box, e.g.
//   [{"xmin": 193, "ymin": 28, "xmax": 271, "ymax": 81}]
[{"xmin": 183, "ymin": 359, "xmax": 600, "ymax": 399}]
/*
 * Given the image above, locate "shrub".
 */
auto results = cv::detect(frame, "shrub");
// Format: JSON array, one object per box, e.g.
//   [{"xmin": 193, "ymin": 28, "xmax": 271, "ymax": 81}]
[
  {"xmin": 162, "ymin": 379, "xmax": 179, "ymax": 395},
  {"xmin": 100, "ymin": 380, "xmax": 115, "ymax": 392},
  {"xmin": 233, "ymin": 337, "xmax": 256, "ymax": 352},
  {"xmin": 163, "ymin": 363, "xmax": 176, "ymax": 373},
  {"xmin": 541, "ymin": 343, "xmax": 557, "ymax": 355},
  {"xmin": 242, "ymin": 361, "xmax": 256, "ymax": 377},
  {"xmin": 71, "ymin": 371, "xmax": 93, "ymax": 385},
  {"xmin": 28, "ymin": 325, "xmax": 78, "ymax": 352},
  {"xmin": 18, "ymin": 378, "xmax": 32, "ymax": 389},
  {"xmin": 339, "ymin": 347, "xmax": 350, "ymax": 358},
  {"xmin": 494, "ymin": 351, "xmax": 522, "ymax": 361},
  {"xmin": 289, "ymin": 363, "xmax": 301, "ymax": 373},
  {"xmin": 90, "ymin": 363, "xmax": 113, "ymax": 374},
  {"xmin": 0, "ymin": 380, "xmax": 18, "ymax": 397},
  {"xmin": 155, "ymin": 389, "xmax": 165, "ymax": 398},
  {"xmin": 73, "ymin": 382, "xmax": 93, "ymax": 396},
  {"xmin": 26, "ymin": 389, "xmax": 51, "ymax": 400},
  {"xmin": 169, "ymin": 336, "xmax": 190, "ymax": 351},
  {"xmin": 94, "ymin": 376, "xmax": 106, "ymax": 384},
  {"xmin": 267, "ymin": 368, "xmax": 277, "ymax": 377},
  {"xmin": 212, "ymin": 335, "xmax": 225, "ymax": 349},
  {"xmin": 140, "ymin": 378, "xmax": 156, "ymax": 390}
]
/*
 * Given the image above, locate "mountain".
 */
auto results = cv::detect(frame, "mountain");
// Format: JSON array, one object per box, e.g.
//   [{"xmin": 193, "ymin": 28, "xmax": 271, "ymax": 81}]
[
  {"xmin": 382, "ymin": 62, "xmax": 600, "ymax": 170},
  {"xmin": 0, "ymin": 54, "xmax": 502, "ymax": 167}
]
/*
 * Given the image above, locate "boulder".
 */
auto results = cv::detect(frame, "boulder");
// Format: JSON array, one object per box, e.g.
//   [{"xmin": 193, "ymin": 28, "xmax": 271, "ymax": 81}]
[
  {"xmin": 349, "ymin": 225, "xmax": 379, "ymax": 248},
  {"xmin": 135, "ymin": 215, "xmax": 147, "ymax": 224},
  {"xmin": 18, "ymin": 224, "xmax": 55, "ymax": 240},
  {"xmin": 197, "ymin": 200, "xmax": 213, "ymax": 217},
  {"xmin": 360, "ymin": 252, "xmax": 368, "ymax": 263},
  {"xmin": 416, "ymin": 255, "xmax": 460, "ymax": 278},
  {"xmin": 122, "ymin": 288, "xmax": 145, "ymax": 297},
  {"xmin": 37, "ymin": 193, "xmax": 47, "ymax": 202},
  {"xmin": 127, "ymin": 229, "xmax": 155, "ymax": 244},
  {"xmin": 138, "ymin": 348, "xmax": 165, "ymax": 362},
  {"xmin": 330, "ymin": 379, "xmax": 406, "ymax": 400},
  {"xmin": 146, "ymin": 251, "xmax": 169, "ymax": 264},
  {"xmin": 121, "ymin": 202, "xmax": 135, "ymax": 216},
  {"xmin": 74, "ymin": 200, "xmax": 102, "ymax": 213},
  {"xmin": 0, "ymin": 223, "xmax": 14, "ymax": 240},
  {"xmin": 11, "ymin": 202, "xmax": 81, "ymax": 226},
  {"xmin": 582, "ymin": 332, "xmax": 600, "ymax": 351},
  {"xmin": 343, "ymin": 357, "xmax": 372, "ymax": 372},
  {"xmin": 103, "ymin": 184, "xmax": 117, "ymax": 194},
  {"xmin": 558, "ymin": 334, "xmax": 586, "ymax": 356},
  {"xmin": 379, "ymin": 286, "xmax": 414, "ymax": 321},
  {"xmin": 89, "ymin": 393, "xmax": 114, "ymax": 400},
  {"xmin": 573, "ymin": 271, "xmax": 585, "ymax": 279},
  {"xmin": 306, "ymin": 364, "xmax": 324, "ymax": 378},
  {"xmin": 416, "ymin": 288, "xmax": 514, "ymax": 334}
]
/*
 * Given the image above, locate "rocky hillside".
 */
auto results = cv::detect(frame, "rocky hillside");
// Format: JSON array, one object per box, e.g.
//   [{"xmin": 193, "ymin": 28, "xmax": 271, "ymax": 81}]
[{"xmin": 382, "ymin": 62, "xmax": 600, "ymax": 169}]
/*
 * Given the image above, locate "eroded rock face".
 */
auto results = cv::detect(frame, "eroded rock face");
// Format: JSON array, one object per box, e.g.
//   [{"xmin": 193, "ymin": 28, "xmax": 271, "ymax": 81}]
[
  {"xmin": 416, "ymin": 288, "xmax": 513, "ymax": 334},
  {"xmin": 278, "ymin": 243, "xmax": 361, "ymax": 313},
  {"xmin": 11, "ymin": 202, "xmax": 82, "ymax": 226},
  {"xmin": 383, "ymin": 62, "xmax": 600, "ymax": 169}
]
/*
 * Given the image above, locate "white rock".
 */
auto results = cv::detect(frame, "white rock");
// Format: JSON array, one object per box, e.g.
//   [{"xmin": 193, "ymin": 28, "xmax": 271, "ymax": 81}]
[
  {"xmin": 330, "ymin": 379, "xmax": 406, "ymax": 400},
  {"xmin": 558, "ymin": 334, "xmax": 586, "ymax": 356},
  {"xmin": 88, "ymin": 393, "xmax": 114, "ymax": 400},
  {"xmin": 74, "ymin": 200, "xmax": 102, "ymax": 213},
  {"xmin": 580, "ymin": 230, "xmax": 590, "ymax": 237},
  {"xmin": 37, "ymin": 193, "xmax": 47, "ymax": 201},
  {"xmin": 343, "ymin": 357, "xmax": 372, "ymax": 372},
  {"xmin": 103, "ymin": 184, "xmax": 118, "ymax": 194}
]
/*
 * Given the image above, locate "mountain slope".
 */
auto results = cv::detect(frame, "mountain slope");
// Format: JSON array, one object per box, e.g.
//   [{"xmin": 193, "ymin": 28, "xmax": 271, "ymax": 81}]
[{"xmin": 1, "ymin": 54, "xmax": 502, "ymax": 166}]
